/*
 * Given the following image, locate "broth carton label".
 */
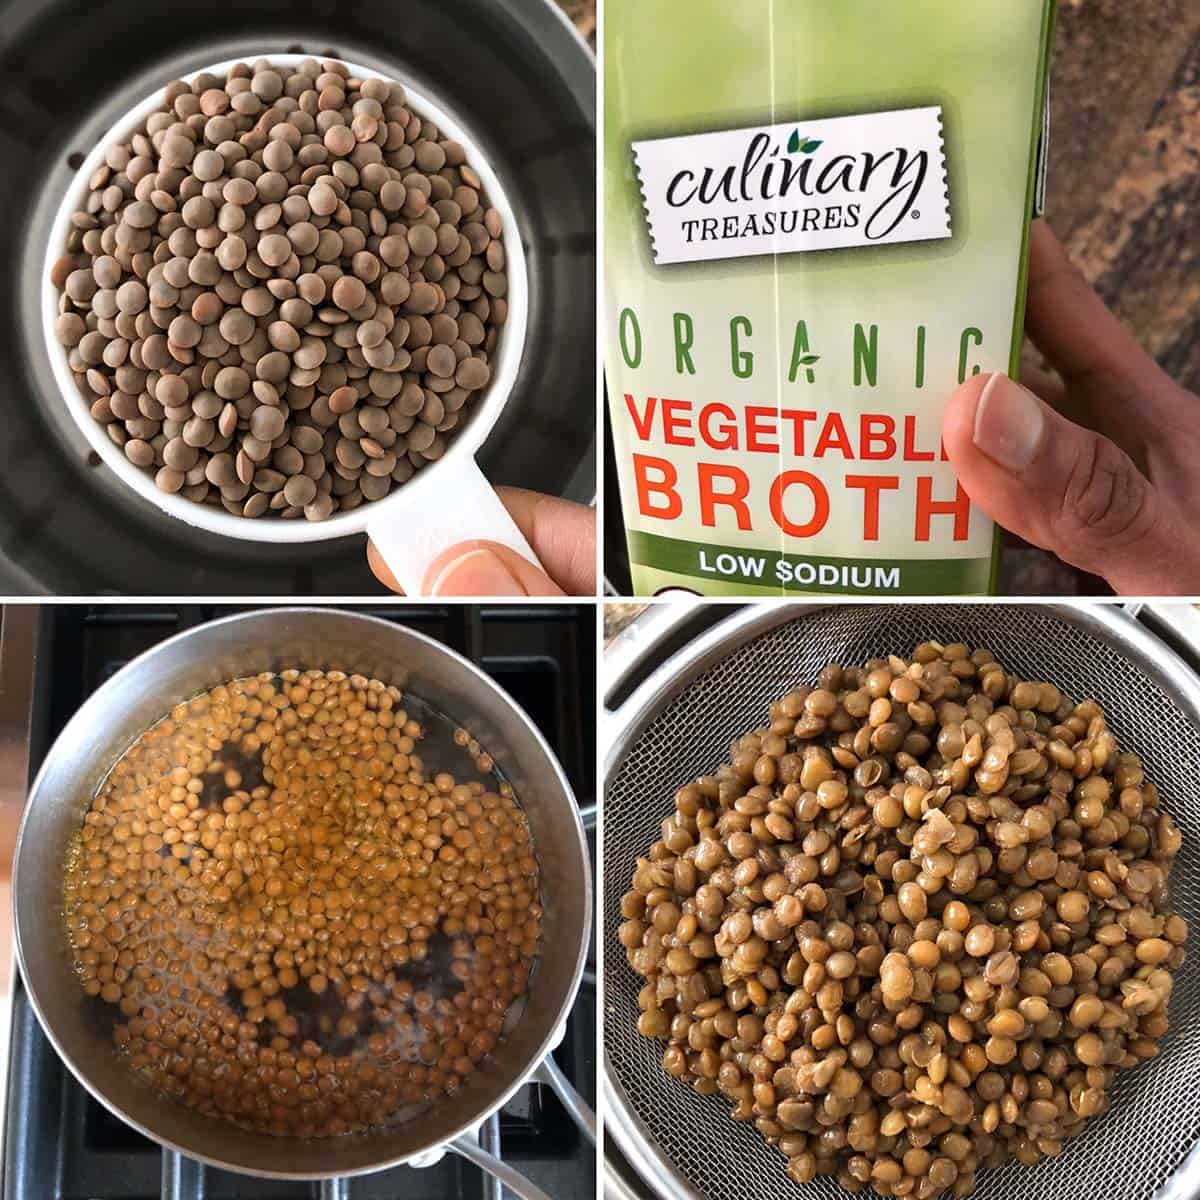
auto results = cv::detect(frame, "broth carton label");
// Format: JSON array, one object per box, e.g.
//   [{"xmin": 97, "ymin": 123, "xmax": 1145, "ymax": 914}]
[
  {"xmin": 634, "ymin": 107, "xmax": 952, "ymax": 265},
  {"xmin": 605, "ymin": 0, "xmax": 1057, "ymax": 596}
]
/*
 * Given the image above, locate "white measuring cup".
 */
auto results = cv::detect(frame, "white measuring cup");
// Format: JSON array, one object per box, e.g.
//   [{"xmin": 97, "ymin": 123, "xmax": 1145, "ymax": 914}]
[{"xmin": 43, "ymin": 53, "xmax": 538, "ymax": 594}]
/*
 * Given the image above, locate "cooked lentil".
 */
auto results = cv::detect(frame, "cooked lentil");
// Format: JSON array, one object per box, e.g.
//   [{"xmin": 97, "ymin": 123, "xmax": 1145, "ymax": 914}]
[
  {"xmin": 62, "ymin": 669, "xmax": 540, "ymax": 1136},
  {"xmin": 620, "ymin": 641, "xmax": 1186, "ymax": 1197}
]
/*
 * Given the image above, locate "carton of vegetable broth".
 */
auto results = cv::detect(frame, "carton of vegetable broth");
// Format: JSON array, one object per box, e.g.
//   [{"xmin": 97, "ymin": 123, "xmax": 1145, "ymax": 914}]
[{"xmin": 604, "ymin": 0, "xmax": 1056, "ymax": 595}]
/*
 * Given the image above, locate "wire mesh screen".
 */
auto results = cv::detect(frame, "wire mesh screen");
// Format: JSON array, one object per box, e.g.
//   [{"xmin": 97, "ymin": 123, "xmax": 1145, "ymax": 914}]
[{"xmin": 604, "ymin": 605, "xmax": 1200, "ymax": 1200}]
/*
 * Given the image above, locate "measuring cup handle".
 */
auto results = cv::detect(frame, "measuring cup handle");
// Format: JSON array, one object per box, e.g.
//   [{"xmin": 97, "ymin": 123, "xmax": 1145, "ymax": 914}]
[
  {"xmin": 449, "ymin": 1136, "xmax": 555, "ymax": 1200},
  {"xmin": 365, "ymin": 456, "xmax": 541, "ymax": 595},
  {"xmin": 536, "ymin": 1053, "xmax": 597, "ymax": 1145}
]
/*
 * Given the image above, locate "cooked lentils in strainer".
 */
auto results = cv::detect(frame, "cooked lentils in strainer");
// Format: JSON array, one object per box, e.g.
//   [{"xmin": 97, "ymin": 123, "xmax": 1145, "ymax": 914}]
[
  {"xmin": 62, "ymin": 670, "xmax": 540, "ymax": 1136},
  {"xmin": 620, "ymin": 642, "xmax": 1187, "ymax": 1197},
  {"xmin": 51, "ymin": 58, "xmax": 509, "ymax": 521}
]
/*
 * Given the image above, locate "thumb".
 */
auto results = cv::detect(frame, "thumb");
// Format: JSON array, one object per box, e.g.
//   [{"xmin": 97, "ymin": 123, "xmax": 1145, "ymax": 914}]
[
  {"xmin": 421, "ymin": 540, "xmax": 566, "ymax": 597},
  {"xmin": 943, "ymin": 372, "xmax": 1175, "ymax": 592}
]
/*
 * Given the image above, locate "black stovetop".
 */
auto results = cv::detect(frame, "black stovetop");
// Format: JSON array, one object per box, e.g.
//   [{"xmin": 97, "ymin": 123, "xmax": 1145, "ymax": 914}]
[{"xmin": 4, "ymin": 603, "xmax": 596, "ymax": 1199}]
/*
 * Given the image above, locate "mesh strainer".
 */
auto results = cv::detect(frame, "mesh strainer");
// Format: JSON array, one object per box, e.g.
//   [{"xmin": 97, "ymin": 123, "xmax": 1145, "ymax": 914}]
[{"xmin": 603, "ymin": 603, "xmax": 1200, "ymax": 1200}]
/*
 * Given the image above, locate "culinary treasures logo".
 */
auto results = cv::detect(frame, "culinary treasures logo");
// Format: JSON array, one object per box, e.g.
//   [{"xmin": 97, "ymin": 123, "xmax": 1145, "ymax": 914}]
[{"xmin": 634, "ymin": 106, "xmax": 951, "ymax": 265}]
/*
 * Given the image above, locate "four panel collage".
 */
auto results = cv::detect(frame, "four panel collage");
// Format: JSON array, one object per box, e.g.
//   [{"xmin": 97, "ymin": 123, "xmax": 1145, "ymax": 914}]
[{"xmin": 0, "ymin": 2, "xmax": 1196, "ymax": 1199}]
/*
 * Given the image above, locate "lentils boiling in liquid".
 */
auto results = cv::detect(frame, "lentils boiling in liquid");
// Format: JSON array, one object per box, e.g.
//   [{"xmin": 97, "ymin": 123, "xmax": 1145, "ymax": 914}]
[
  {"xmin": 620, "ymin": 642, "xmax": 1187, "ymax": 1197},
  {"xmin": 62, "ymin": 670, "xmax": 541, "ymax": 1136}
]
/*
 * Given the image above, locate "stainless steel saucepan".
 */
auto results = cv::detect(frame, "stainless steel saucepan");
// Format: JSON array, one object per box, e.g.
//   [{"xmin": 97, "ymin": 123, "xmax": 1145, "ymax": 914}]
[{"xmin": 14, "ymin": 607, "xmax": 594, "ymax": 1197}]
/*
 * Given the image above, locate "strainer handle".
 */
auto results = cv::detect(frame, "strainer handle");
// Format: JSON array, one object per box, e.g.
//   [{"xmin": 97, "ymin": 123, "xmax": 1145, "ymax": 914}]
[
  {"xmin": 449, "ymin": 1135, "xmax": 555, "ymax": 1200},
  {"xmin": 536, "ymin": 1052, "xmax": 597, "ymax": 1144}
]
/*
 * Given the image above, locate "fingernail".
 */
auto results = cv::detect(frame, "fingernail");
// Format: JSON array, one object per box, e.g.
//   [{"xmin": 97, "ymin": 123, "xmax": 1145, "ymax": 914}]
[
  {"xmin": 973, "ymin": 373, "xmax": 1046, "ymax": 472},
  {"xmin": 428, "ymin": 547, "xmax": 527, "ymax": 596}
]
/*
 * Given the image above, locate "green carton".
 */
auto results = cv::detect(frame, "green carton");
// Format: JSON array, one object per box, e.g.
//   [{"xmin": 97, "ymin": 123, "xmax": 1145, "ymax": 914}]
[{"xmin": 605, "ymin": 0, "xmax": 1057, "ymax": 596}]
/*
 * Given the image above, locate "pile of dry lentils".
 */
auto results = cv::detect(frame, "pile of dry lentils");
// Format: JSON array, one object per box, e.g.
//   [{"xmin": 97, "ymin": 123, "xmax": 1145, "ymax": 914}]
[
  {"xmin": 62, "ymin": 670, "xmax": 541, "ymax": 1135},
  {"xmin": 621, "ymin": 642, "xmax": 1188, "ymax": 1197},
  {"xmin": 51, "ymin": 58, "xmax": 509, "ymax": 521}
]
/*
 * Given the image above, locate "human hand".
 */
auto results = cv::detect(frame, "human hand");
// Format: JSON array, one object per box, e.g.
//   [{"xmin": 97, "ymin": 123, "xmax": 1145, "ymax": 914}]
[
  {"xmin": 367, "ymin": 486, "xmax": 595, "ymax": 596},
  {"xmin": 942, "ymin": 220, "xmax": 1200, "ymax": 595}
]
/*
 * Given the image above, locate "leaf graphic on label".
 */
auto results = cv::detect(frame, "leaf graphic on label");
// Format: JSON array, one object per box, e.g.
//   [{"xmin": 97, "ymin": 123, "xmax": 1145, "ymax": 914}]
[
  {"xmin": 786, "ymin": 129, "xmax": 802, "ymax": 154},
  {"xmin": 799, "ymin": 354, "xmax": 820, "ymax": 366},
  {"xmin": 802, "ymin": 139, "xmax": 823, "ymax": 154}
]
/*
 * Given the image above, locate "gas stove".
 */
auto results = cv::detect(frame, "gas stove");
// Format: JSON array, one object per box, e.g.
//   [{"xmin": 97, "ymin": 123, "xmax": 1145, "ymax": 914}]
[{"xmin": 2, "ymin": 603, "xmax": 595, "ymax": 1199}]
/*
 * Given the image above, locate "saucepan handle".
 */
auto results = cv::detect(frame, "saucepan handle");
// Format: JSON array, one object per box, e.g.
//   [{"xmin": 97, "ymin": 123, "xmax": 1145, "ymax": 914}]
[
  {"xmin": 449, "ymin": 1135, "xmax": 555, "ymax": 1200},
  {"xmin": 535, "ymin": 1052, "xmax": 597, "ymax": 1145}
]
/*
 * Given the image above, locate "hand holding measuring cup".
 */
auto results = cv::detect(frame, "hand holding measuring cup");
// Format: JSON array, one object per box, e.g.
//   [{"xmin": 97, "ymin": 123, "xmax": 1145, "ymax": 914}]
[{"xmin": 368, "ymin": 485, "xmax": 596, "ymax": 595}]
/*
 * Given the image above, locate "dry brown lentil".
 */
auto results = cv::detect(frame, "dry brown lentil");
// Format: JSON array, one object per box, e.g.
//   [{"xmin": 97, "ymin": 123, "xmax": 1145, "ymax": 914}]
[{"xmin": 51, "ymin": 58, "xmax": 508, "ymax": 522}]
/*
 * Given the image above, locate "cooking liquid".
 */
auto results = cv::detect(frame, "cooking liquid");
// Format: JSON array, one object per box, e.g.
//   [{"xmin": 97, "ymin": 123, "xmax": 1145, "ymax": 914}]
[{"xmin": 61, "ymin": 671, "xmax": 541, "ymax": 1137}]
